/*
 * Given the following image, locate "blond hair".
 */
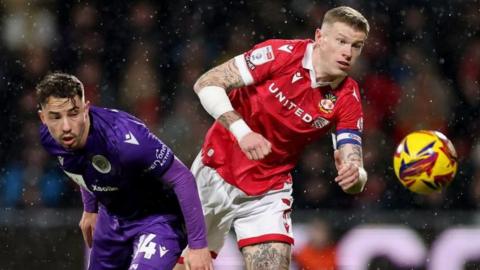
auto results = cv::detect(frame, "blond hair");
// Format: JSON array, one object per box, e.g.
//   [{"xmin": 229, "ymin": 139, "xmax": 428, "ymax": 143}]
[{"xmin": 322, "ymin": 6, "xmax": 370, "ymax": 36}]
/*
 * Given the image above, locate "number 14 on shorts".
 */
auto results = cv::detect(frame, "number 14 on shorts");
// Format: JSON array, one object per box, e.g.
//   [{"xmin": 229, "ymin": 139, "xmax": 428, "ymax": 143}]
[{"xmin": 134, "ymin": 233, "xmax": 170, "ymax": 259}]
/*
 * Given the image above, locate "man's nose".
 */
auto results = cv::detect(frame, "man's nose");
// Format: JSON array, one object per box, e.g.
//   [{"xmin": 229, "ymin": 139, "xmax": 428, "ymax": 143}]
[
  {"xmin": 62, "ymin": 118, "xmax": 72, "ymax": 132},
  {"xmin": 342, "ymin": 45, "xmax": 352, "ymax": 59}
]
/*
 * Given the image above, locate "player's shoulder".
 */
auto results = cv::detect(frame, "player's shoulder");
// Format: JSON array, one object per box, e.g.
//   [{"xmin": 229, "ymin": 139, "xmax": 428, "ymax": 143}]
[
  {"xmin": 92, "ymin": 107, "xmax": 173, "ymax": 170},
  {"xmin": 336, "ymin": 77, "xmax": 361, "ymax": 97},
  {"xmin": 248, "ymin": 39, "xmax": 311, "ymax": 72},
  {"xmin": 249, "ymin": 39, "xmax": 310, "ymax": 60},
  {"xmin": 255, "ymin": 38, "xmax": 311, "ymax": 57},
  {"xmin": 333, "ymin": 77, "xmax": 363, "ymax": 111},
  {"xmin": 257, "ymin": 38, "xmax": 310, "ymax": 48},
  {"xmin": 91, "ymin": 106, "xmax": 168, "ymax": 161},
  {"xmin": 90, "ymin": 106, "xmax": 149, "ymax": 148}
]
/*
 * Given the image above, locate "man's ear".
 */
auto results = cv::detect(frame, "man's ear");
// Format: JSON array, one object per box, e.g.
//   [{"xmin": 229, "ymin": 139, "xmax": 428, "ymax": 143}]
[
  {"xmin": 315, "ymin": 28, "xmax": 322, "ymax": 41},
  {"xmin": 38, "ymin": 109, "xmax": 46, "ymax": 124},
  {"xmin": 84, "ymin": 100, "xmax": 90, "ymax": 114}
]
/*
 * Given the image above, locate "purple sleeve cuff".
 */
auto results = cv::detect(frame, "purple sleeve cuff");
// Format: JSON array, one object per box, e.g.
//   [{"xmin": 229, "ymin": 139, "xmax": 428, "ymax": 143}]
[
  {"xmin": 80, "ymin": 188, "xmax": 98, "ymax": 213},
  {"xmin": 162, "ymin": 157, "xmax": 208, "ymax": 249}
]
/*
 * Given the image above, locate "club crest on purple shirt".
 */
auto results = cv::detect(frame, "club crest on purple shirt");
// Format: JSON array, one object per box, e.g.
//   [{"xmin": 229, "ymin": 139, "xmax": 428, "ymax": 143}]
[{"xmin": 92, "ymin": 155, "xmax": 111, "ymax": 174}]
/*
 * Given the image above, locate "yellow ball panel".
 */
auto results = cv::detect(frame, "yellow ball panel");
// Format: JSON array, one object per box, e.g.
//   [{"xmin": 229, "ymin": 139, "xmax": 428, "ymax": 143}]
[{"xmin": 393, "ymin": 130, "xmax": 457, "ymax": 195}]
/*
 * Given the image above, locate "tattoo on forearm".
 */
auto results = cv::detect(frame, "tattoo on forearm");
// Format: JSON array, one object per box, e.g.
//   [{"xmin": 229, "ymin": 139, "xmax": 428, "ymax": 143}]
[
  {"xmin": 224, "ymin": 59, "xmax": 244, "ymax": 88},
  {"xmin": 242, "ymin": 243, "xmax": 291, "ymax": 270},
  {"xmin": 339, "ymin": 144, "xmax": 363, "ymax": 165},
  {"xmin": 348, "ymin": 144, "xmax": 362, "ymax": 163},
  {"xmin": 194, "ymin": 58, "xmax": 244, "ymax": 91},
  {"xmin": 218, "ymin": 111, "xmax": 242, "ymax": 128}
]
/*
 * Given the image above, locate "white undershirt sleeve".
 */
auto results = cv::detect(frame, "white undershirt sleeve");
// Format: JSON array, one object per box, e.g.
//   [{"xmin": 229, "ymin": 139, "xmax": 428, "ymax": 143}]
[{"xmin": 234, "ymin": 54, "xmax": 254, "ymax": 86}]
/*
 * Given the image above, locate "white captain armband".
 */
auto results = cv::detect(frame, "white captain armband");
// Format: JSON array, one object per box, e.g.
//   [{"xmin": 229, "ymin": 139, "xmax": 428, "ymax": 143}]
[{"xmin": 197, "ymin": 86, "xmax": 235, "ymax": 119}]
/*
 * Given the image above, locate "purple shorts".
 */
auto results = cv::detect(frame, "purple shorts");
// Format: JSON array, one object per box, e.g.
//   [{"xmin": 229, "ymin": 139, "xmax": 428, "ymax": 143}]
[{"xmin": 87, "ymin": 208, "xmax": 186, "ymax": 270}]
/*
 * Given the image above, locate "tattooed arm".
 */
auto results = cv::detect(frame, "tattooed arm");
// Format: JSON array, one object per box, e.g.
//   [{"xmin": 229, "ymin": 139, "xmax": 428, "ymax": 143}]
[
  {"xmin": 194, "ymin": 58, "xmax": 272, "ymax": 160},
  {"xmin": 338, "ymin": 143, "xmax": 363, "ymax": 167},
  {"xmin": 194, "ymin": 58, "xmax": 244, "ymax": 128},
  {"xmin": 334, "ymin": 143, "xmax": 367, "ymax": 194},
  {"xmin": 194, "ymin": 58, "xmax": 244, "ymax": 93}
]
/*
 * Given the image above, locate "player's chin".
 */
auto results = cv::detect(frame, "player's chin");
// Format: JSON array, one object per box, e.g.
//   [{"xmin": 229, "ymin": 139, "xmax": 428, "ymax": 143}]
[
  {"xmin": 61, "ymin": 140, "xmax": 77, "ymax": 150},
  {"xmin": 62, "ymin": 144, "xmax": 74, "ymax": 150},
  {"xmin": 336, "ymin": 67, "xmax": 349, "ymax": 75}
]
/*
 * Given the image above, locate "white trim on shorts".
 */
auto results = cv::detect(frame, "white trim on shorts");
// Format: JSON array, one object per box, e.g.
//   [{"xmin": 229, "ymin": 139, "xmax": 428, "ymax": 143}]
[{"xmin": 191, "ymin": 152, "xmax": 294, "ymax": 253}]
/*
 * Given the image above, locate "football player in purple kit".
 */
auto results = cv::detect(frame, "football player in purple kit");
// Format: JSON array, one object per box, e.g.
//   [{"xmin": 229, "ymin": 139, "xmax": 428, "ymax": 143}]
[{"xmin": 36, "ymin": 72, "xmax": 212, "ymax": 270}]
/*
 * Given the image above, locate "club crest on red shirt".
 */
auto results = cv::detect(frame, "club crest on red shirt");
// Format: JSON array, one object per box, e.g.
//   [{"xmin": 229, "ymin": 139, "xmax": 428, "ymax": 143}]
[{"xmin": 319, "ymin": 93, "xmax": 337, "ymax": 113}]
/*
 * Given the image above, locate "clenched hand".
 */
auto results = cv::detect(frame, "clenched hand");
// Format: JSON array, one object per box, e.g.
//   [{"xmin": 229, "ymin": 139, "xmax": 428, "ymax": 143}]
[{"xmin": 238, "ymin": 132, "xmax": 272, "ymax": 160}]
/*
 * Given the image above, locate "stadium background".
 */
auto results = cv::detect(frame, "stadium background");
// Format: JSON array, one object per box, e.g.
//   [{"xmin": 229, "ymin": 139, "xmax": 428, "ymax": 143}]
[{"xmin": 0, "ymin": 0, "xmax": 479, "ymax": 269}]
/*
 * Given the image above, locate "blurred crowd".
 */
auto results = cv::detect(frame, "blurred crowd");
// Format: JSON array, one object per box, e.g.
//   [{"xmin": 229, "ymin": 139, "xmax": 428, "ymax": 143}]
[{"xmin": 0, "ymin": 0, "xmax": 479, "ymax": 212}]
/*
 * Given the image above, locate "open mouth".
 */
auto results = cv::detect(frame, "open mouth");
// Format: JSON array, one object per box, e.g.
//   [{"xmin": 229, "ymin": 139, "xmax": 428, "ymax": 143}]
[
  {"xmin": 337, "ymin": 61, "xmax": 350, "ymax": 68},
  {"xmin": 62, "ymin": 136, "xmax": 75, "ymax": 146}
]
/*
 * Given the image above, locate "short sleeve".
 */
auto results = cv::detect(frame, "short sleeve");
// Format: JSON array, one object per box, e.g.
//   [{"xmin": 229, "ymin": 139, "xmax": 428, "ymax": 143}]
[
  {"xmin": 335, "ymin": 85, "xmax": 364, "ymax": 147},
  {"xmin": 117, "ymin": 123, "xmax": 174, "ymax": 177},
  {"xmin": 234, "ymin": 39, "xmax": 298, "ymax": 85}
]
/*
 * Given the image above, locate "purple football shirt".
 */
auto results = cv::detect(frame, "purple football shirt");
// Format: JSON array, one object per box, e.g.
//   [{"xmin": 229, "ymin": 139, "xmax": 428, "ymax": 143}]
[{"xmin": 40, "ymin": 106, "xmax": 207, "ymax": 249}]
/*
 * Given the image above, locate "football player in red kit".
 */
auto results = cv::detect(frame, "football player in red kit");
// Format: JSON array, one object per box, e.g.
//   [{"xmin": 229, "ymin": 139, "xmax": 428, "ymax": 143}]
[{"xmin": 177, "ymin": 6, "xmax": 369, "ymax": 270}]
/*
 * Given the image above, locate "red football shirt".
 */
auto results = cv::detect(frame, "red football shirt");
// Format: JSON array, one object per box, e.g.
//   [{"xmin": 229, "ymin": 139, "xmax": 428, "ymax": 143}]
[{"xmin": 201, "ymin": 39, "xmax": 363, "ymax": 196}]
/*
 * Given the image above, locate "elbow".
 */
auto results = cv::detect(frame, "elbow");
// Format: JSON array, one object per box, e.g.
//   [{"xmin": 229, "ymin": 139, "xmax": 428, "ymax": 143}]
[
  {"xmin": 194, "ymin": 78, "xmax": 226, "ymax": 94},
  {"xmin": 193, "ymin": 79, "xmax": 202, "ymax": 94}
]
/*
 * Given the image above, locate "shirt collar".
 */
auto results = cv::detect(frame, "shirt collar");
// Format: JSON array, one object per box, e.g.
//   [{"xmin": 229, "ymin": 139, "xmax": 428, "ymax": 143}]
[{"xmin": 302, "ymin": 42, "xmax": 345, "ymax": 89}]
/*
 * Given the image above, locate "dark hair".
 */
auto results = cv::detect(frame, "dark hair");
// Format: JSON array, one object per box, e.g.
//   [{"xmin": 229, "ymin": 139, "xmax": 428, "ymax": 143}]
[
  {"xmin": 323, "ymin": 6, "xmax": 370, "ymax": 36},
  {"xmin": 36, "ymin": 72, "xmax": 84, "ymax": 107}
]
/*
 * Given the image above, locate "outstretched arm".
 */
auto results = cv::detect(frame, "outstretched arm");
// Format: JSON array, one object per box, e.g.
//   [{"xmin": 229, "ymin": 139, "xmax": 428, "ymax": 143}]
[
  {"xmin": 334, "ymin": 143, "xmax": 367, "ymax": 194},
  {"xmin": 194, "ymin": 58, "xmax": 271, "ymax": 160}
]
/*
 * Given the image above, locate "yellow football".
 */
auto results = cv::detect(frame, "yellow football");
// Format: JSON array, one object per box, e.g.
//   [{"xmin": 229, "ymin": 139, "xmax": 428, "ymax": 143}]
[{"xmin": 393, "ymin": 130, "xmax": 458, "ymax": 194}]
